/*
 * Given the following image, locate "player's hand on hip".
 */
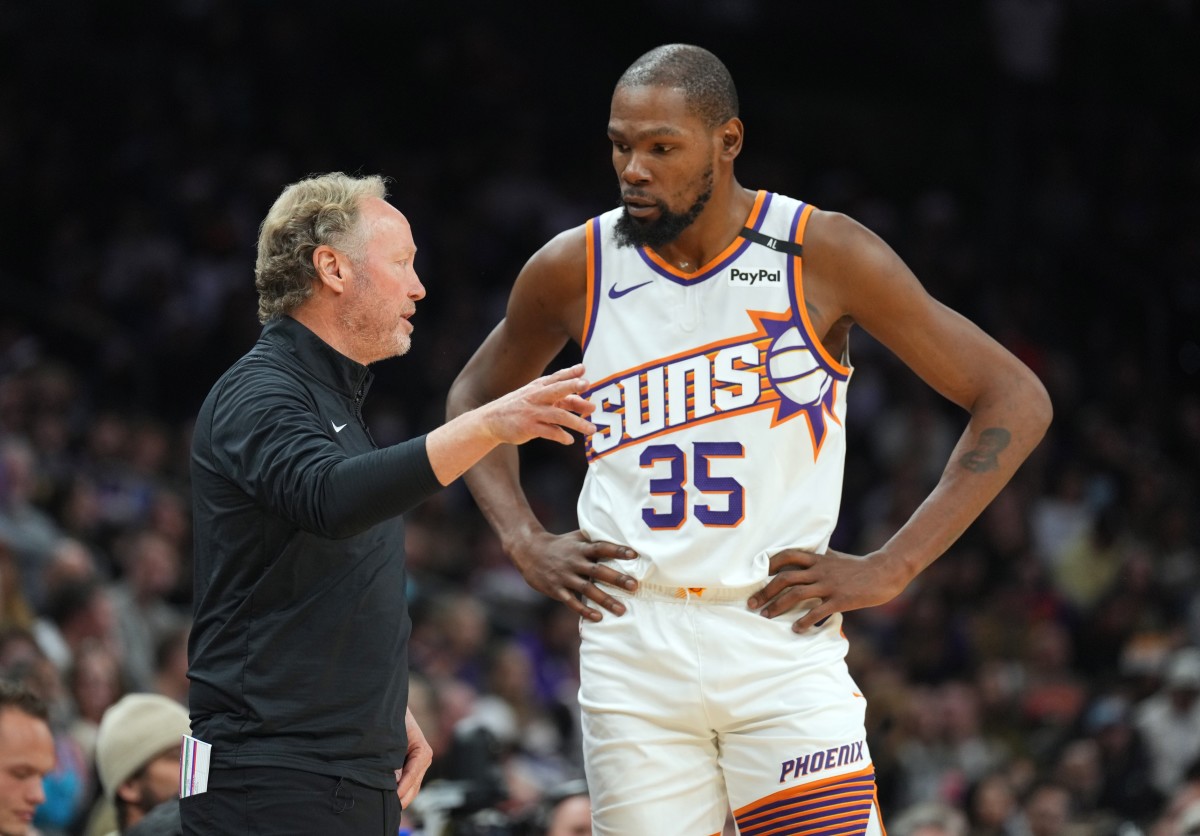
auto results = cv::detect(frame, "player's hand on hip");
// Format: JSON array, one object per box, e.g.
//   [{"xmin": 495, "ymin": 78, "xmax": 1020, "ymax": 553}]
[
  {"xmin": 748, "ymin": 548, "xmax": 908, "ymax": 632},
  {"xmin": 512, "ymin": 529, "xmax": 638, "ymax": 621},
  {"xmin": 483, "ymin": 363, "xmax": 597, "ymax": 446}
]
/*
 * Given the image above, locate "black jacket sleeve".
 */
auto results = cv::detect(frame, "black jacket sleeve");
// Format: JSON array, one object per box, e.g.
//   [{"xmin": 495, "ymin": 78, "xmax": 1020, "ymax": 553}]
[{"xmin": 207, "ymin": 363, "xmax": 441, "ymax": 538}]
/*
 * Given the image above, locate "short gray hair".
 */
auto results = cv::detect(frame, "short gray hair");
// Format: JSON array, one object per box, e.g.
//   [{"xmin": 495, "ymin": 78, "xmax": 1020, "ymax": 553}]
[{"xmin": 254, "ymin": 172, "xmax": 388, "ymax": 323}]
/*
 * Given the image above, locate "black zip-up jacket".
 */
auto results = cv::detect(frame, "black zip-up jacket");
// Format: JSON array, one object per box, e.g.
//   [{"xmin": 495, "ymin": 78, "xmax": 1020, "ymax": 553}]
[{"xmin": 188, "ymin": 316, "xmax": 441, "ymax": 789}]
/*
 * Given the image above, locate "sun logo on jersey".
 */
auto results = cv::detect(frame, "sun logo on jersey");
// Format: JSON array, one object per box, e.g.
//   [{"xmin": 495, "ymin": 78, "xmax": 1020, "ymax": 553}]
[{"xmin": 584, "ymin": 310, "xmax": 850, "ymax": 462}]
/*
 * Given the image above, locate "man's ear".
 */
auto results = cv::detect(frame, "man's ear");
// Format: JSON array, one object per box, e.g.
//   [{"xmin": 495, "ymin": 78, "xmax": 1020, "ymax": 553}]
[
  {"xmin": 719, "ymin": 117, "xmax": 744, "ymax": 161},
  {"xmin": 116, "ymin": 777, "xmax": 141, "ymax": 806},
  {"xmin": 313, "ymin": 245, "xmax": 347, "ymax": 292}
]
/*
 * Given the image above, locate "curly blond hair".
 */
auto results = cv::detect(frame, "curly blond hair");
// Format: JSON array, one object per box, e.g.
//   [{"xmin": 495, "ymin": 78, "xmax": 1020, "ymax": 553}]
[{"xmin": 254, "ymin": 172, "xmax": 388, "ymax": 323}]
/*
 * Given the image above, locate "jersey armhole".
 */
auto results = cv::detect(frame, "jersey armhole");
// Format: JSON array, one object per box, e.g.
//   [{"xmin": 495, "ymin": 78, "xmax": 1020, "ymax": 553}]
[{"xmin": 581, "ymin": 217, "xmax": 602, "ymax": 355}]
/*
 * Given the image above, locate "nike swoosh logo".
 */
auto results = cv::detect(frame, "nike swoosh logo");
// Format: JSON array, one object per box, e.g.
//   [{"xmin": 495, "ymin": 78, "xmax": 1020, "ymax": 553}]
[
  {"xmin": 332, "ymin": 422, "xmax": 347, "ymax": 433},
  {"xmin": 607, "ymin": 280, "xmax": 652, "ymax": 299}
]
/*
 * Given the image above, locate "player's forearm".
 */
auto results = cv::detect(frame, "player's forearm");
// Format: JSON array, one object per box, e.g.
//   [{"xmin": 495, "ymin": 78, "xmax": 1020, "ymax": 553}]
[
  {"xmin": 461, "ymin": 445, "xmax": 548, "ymax": 555},
  {"xmin": 444, "ymin": 354, "xmax": 569, "ymax": 560},
  {"xmin": 874, "ymin": 369, "xmax": 1052, "ymax": 581}
]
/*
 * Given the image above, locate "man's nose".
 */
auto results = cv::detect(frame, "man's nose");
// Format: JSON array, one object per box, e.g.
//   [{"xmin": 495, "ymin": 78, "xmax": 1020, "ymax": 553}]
[
  {"xmin": 621, "ymin": 153, "xmax": 651, "ymax": 185},
  {"xmin": 29, "ymin": 776, "xmax": 46, "ymax": 806}
]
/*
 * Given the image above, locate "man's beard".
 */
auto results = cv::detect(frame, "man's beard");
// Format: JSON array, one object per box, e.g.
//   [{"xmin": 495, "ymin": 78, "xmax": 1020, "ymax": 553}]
[
  {"xmin": 339, "ymin": 270, "xmax": 411, "ymax": 363},
  {"xmin": 614, "ymin": 168, "xmax": 713, "ymax": 250}
]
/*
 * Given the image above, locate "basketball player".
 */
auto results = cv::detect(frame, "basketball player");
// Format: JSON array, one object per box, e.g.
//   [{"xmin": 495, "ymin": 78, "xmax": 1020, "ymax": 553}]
[{"xmin": 446, "ymin": 45, "xmax": 1051, "ymax": 834}]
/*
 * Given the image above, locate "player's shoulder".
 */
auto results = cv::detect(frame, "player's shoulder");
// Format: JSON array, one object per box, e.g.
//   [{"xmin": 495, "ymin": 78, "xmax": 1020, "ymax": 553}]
[
  {"xmin": 802, "ymin": 208, "xmax": 898, "ymax": 275},
  {"xmin": 803, "ymin": 208, "xmax": 872, "ymax": 248}
]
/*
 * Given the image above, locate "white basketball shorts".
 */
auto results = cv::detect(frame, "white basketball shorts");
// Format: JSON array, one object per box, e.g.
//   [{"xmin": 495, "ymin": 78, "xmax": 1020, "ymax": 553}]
[{"xmin": 578, "ymin": 582, "xmax": 884, "ymax": 835}]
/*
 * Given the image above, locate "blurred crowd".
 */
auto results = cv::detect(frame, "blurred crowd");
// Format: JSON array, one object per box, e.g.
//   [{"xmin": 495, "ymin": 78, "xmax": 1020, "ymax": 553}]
[{"xmin": 1, "ymin": 0, "xmax": 1198, "ymax": 834}]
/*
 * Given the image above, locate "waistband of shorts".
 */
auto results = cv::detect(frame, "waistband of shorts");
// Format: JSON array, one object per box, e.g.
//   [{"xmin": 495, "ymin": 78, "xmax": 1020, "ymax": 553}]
[{"xmin": 614, "ymin": 581, "xmax": 762, "ymax": 603}]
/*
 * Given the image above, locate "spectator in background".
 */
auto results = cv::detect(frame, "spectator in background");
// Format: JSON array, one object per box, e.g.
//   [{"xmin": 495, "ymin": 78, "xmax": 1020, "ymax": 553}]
[
  {"xmin": 150, "ymin": 627, "xmax": 189, "ymax": 707},
  {"xmin": 1049, "ymin": 738, "xmax": 1115, "ymax": 834},
  {"xmin": 0, "ymin": 680, "xmax": 55, "ymax": 836},
  {"xmin": 1152, "ymin": 762, "xmax": 1200, "ymax": 836},
  {"xmin": 7, "ymin": 644, "xmax": 89, "ymax": 835},
  {"xmin": 1135, "ymin": 646, "xmax": 1200, "ymax": 801},
  {"xmin": 0, "ymin": 630, "xmax": 42, "ymax": 678},
  {"xmin": 1013, "ymin": 780, "xmax": 1074, "ymax": 836},
  {"xmin": 409, "ymin": 590, "xmax": 492, "ymax": 689},
  {"xmin": 538, "ymin": 779, "xmax": 591, "ymax": 836},
  {"xmin": 30, "ymin": 579, "xmax": 119, "ymax": 679},
  {"xmin": 964, "ymin": 770, "xmax": 1021, "ymax": 836},
  {"xmin": 1018, "ymin": 620, "xmax": 1087, "ymax": 762},
  {"xmin": 65, "ymin": 641, "xmax": 125, "ymax": 766},
  {"xmin": 108, "ymin": 529, "xmax": 185, "ymax": 692},
  {"xmin": 889, "ymin": 801, "xmax": 969, "ymax": 836},
  {"xmin": 1081, "ymin": 693, "xmax": 1161, "ymax": 822},
  {"xmin": 1178, "ymin": 802, "xmax": 1200, "ymax": 836},
  {"xmin": 122, "ymin": 801, "xmax": 181, "ymax": 836},
  {"xmin": 0, "ymin": 540, "xmax": 34, "ymax": 632},
  {"xmin": 0, "ymin": 436, "xmax": 65, "ymax": 612},
  {"xmin": 92, "ymin": 693, "xmax": 190, "ymax": 836}
]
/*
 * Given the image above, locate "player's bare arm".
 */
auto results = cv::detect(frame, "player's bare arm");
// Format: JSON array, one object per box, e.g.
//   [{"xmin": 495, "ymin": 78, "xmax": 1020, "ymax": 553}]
[
  {"xmin": 750, "ymin": 209, "xmax": 1053, "ymax": 631},
  {"xmin": 447, "ymin": 226, "xmax": 638, "ymax": 620}
]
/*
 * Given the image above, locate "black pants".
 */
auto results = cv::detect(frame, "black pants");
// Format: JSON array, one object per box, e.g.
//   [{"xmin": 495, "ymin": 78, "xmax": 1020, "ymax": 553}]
[{"xmin": 180, "ymin": 765, "xmax": 401, "ymax": 835}]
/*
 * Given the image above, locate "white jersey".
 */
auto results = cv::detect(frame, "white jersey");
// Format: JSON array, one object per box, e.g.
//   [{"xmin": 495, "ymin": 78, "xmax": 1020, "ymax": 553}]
[{"xmin": 578, "ymin": 190, "xmax": 852, "ymax": 589}]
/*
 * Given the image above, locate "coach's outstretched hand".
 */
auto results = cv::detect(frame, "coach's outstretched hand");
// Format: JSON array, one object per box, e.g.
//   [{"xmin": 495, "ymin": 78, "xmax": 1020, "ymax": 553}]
[{"xmin": 427, "ymin": 364, "xmax": 596, "ymax": 486}]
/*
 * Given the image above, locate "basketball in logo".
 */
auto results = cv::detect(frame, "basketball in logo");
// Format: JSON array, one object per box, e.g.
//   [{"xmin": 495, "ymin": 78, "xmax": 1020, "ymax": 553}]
[{"xmin": 765, "ymin": 327, "xmax": 833, "ymax": 408}]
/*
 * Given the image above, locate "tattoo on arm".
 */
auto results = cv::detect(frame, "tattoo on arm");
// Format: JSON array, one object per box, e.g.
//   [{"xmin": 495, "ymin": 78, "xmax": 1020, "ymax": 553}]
[{"xmin": 958, "ymin": 427, "xmax": 1011, "ymax": 473}]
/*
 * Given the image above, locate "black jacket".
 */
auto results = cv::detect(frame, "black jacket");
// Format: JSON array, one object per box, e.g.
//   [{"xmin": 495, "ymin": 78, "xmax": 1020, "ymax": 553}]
[{"xmin": 188, "ymin": 316, "xmax": 440, "ymax": 789}]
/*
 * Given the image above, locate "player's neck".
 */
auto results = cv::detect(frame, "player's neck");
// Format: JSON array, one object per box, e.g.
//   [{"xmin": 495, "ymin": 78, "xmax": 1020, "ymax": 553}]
[{"xmin": 655, "ymin": 184, "xmax": 755, "ymax": 272}]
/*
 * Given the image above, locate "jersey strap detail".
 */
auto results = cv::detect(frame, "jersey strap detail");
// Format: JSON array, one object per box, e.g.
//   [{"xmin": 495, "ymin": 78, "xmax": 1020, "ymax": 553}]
[{"xmin": 739, "ymin": 225, "xmax": 804, "ymax": 257}]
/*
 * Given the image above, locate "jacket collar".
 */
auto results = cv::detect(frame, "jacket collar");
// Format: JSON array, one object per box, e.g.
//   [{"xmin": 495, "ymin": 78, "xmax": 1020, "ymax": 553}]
[{"xmin": 261, "ymin": 316, "xmax": 373, "ymax": 398}]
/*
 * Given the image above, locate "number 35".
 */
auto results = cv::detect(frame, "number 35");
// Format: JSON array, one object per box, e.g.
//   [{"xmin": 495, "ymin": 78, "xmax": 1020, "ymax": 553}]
[{"xmin": 639, "ymin": 442, "xmax": 745, "ymax": 530}]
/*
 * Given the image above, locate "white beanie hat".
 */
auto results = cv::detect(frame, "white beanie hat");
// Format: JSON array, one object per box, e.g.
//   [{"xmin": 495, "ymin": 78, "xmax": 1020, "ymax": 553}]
[{"xmin": 95, "ymin": 693, "xmax": 192, "ymax": 800}]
